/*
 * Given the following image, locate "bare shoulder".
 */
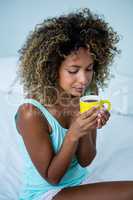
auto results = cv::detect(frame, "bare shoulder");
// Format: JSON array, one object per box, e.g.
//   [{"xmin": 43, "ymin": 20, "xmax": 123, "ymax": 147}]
[
  {"xmin": 17, "ymin": 103, "xmax": 46, "ymax": 121},
  {"xmin": 16, "ymin": 103, "xmax": 51, "ymax": 135},
  {"xmin": 15, "ymin": 103, "xmax": 55, "ymax": 181}
]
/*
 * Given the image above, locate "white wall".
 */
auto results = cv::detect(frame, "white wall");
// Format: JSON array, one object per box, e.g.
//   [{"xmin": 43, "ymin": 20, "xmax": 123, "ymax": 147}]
[
  {"xmin": 0, "ymin": 0, "xmax": 133, "ymax": 114},
  {"xmin": 0, "ymin": 0, "xmax": 133, "ymax": 77}
]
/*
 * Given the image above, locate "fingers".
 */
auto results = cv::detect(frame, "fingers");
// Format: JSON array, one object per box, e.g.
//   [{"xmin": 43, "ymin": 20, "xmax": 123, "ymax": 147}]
[
  {"xmin": 99, "ymin": 109, "xmax": 110, "ymax": 121},
  {"xmin": 97, "ymin": 109, "xmax": 111, "ymax": 128},
  {"xmin": 79, "ymin": 107, "xmax": 111, "ymax": 130},
  {"xmin": 80, "ymin": 106, "xmax": 99, "ymax": 120},
  {"xmin": 97, "ymin": 118, "xmax": 106, "ymax": 128},
  {"xmin": 98, "ymin": 113, "xmax": 106, "ymax": 125},
  {"xmin": 97, "ymin": 118, "xmax": 102, "ymax": 129},
  {"xmin": 86, "ymin": 118, "xmax": 98, "ymax": 129},
  {"xmin": 81, "ymin": 107, "xmax": 99, "ymax": 129}
]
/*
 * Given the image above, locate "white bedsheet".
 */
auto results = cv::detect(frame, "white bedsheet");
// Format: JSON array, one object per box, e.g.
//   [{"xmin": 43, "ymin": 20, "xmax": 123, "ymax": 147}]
[
  {"xmin": 0, "ymin": 91, "xmax": 133, "ymax": 200},
  {"xmin": 0, "ymin": 57, "xmax": 133, "ymax": 200}
]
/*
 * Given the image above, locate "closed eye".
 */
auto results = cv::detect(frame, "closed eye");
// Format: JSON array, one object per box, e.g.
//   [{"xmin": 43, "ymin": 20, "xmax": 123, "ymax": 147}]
[
  {"xmin": 68, "ymin": 70, "xmax": 78, "ymax": 74},
  {"xmin": 68, "ymin": 68, "xmax": 93, "ymax": 74}
]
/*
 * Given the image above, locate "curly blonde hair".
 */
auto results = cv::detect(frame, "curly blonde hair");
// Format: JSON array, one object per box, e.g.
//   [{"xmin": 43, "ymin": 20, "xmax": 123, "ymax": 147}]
[{"xmin": 18, "ymin": 8, "xmax": 120, "ymax": 105}]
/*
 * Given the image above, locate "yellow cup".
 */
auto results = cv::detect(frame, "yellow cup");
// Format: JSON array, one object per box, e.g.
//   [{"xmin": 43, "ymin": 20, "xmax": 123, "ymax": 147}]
[{"xmin": 80, "ymin": 95, "xmax": 111, "ymax": 113}]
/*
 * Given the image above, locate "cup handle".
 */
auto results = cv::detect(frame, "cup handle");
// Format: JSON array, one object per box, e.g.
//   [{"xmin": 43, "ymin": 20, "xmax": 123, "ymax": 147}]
[{"xmin": 100, "ymin": 100, "xmax": 111, "ymax": 111}]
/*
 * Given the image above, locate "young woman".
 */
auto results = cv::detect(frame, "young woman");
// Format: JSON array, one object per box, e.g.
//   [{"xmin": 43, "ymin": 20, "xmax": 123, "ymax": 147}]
[{"xmin": 15, "ymin": 8, "xmax": 133, "ymax": 200}]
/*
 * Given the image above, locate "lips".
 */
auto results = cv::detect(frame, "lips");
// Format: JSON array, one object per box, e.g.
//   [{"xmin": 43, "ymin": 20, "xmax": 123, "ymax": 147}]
[{"xmin": 73, "ymin": 87, "xmax": 85, "ymax": 92}]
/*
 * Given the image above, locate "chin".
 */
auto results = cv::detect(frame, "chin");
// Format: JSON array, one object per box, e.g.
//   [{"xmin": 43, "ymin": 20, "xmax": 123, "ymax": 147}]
[
  {"xmin": 70, "ymin": 92, "xmax": 83, "ymax": 97},
  {"xmin": 66, "ymin": 88, "xmax": 85, "ymax": 98}
]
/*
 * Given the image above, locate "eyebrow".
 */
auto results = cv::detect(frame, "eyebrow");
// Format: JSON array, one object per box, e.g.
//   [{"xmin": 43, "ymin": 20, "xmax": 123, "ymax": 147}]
[{"xmin": 67, "ymin": 63, "xmax": 93, "ymax": 68}]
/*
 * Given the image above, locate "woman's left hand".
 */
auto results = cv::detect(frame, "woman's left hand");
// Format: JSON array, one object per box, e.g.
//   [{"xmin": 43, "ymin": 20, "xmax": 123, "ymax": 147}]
[{"xmin": 97, "ymin": 108, "xmax": 111, "ymax": 129}]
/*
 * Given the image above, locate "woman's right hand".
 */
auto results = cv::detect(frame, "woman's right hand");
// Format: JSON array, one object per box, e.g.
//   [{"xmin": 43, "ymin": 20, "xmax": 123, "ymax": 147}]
[{"xmin": 67, "ymin": 106, "xmax": 99, "ymax": 141}]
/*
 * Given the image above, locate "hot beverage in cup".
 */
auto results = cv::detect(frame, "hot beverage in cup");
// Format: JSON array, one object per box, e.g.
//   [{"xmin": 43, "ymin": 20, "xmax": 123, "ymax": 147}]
[{"xmin": 80, "ymin": 95, "xmax": 111, "ymax": 113}]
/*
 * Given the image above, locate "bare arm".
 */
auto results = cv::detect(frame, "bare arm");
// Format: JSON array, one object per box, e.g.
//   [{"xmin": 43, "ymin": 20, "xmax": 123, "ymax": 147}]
[
  {"xmin": 76, "ymin": 129, "xmax": 97, "ymax": 167},
  {"xmin": 76, "ymin": 97, "xmax": 111, "ymax": 167},
  {"xmin": 16, "ymin": 104, "xmax": 79, "ymax": 185},
  {"xmin": 75, "ymin": 87, "xmax": 98, "ymax": 167},
  {"xmin": 47, "ymin": 134, "xmax": 79, "ymax": 184}
]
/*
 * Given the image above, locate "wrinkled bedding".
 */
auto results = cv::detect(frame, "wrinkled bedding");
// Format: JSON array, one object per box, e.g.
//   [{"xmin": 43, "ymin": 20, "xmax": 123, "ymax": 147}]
[{"xmin": 0, "ymin": 57, "xmax": 133, "ymax": 200}]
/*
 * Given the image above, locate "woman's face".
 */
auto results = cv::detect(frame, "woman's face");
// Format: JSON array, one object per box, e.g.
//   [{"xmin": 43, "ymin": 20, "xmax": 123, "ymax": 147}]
[{"xmin": 58, "ymin": 47, "xmax": 94, "ymax": 97}]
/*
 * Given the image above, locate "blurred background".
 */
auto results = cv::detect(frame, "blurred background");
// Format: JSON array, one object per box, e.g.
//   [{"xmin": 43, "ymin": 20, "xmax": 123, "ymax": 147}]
[
  {"xmin": 0, "ymin": 0, "xmax": 133, "ymax": 199},
  {"xmin": 0, "ymin": 0, "xmax": 133, "ymax": 114}
]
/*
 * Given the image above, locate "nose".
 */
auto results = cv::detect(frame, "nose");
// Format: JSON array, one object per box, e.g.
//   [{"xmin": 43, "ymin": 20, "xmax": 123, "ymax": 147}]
[{"xmin": 78, "ymin": 71, "xmax": 89, "ymax": 85}]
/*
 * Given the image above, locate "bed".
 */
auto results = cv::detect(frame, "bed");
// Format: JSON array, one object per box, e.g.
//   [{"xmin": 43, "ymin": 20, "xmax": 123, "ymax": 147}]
[{"xmin": 0, "ymin": 57, "xmax": 133, "ymax": 200}]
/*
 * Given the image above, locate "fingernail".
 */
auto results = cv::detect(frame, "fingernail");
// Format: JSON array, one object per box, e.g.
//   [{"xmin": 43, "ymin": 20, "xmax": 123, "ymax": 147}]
[{"xmin": 98, "ymin": 113, "xmax": 101, "ymax": 117}]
